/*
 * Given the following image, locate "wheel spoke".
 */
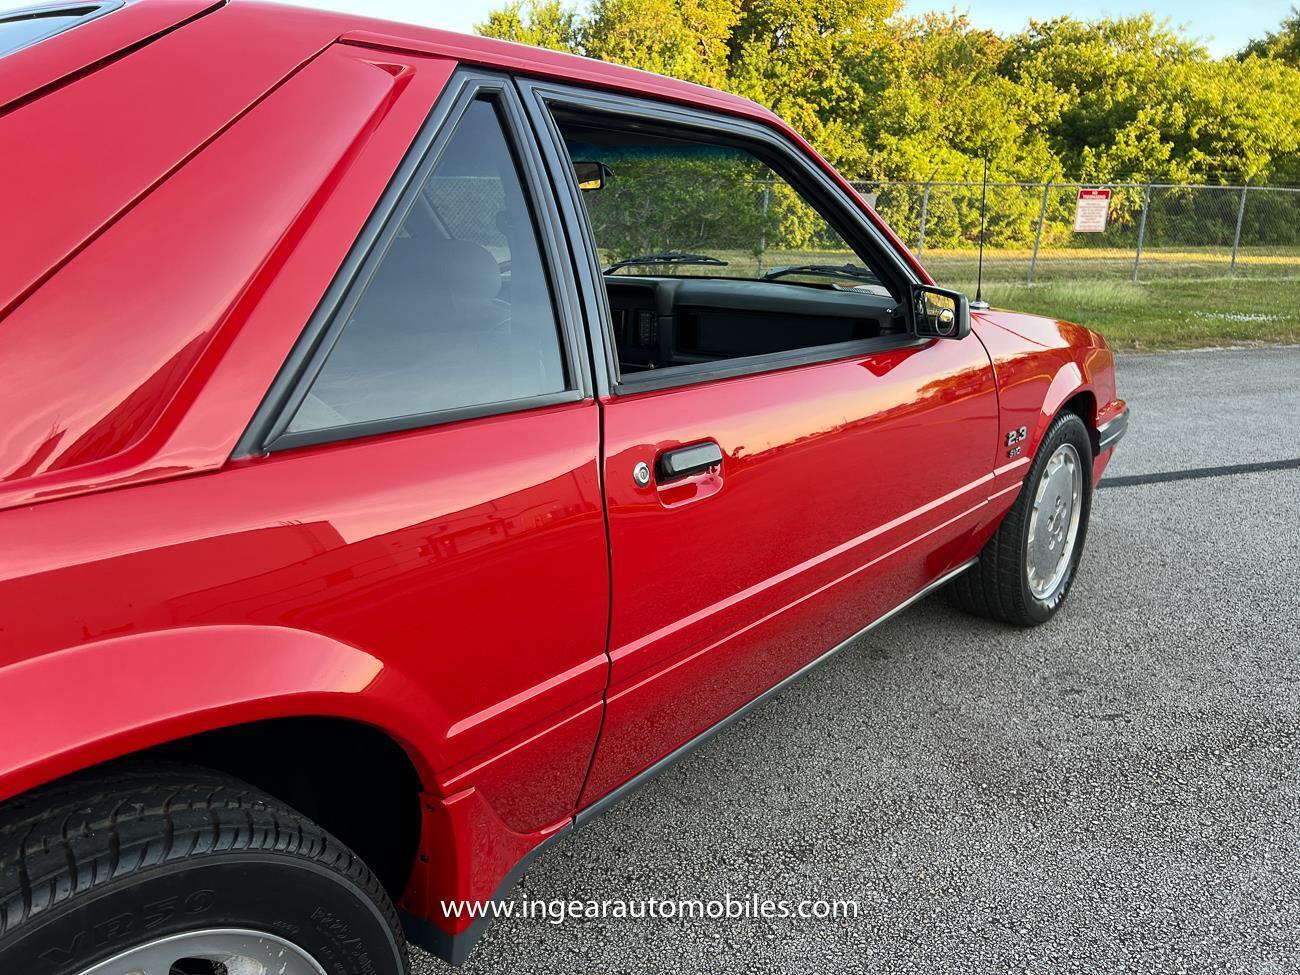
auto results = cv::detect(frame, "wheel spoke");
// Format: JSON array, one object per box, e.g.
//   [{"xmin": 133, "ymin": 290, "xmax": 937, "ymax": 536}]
[
  {"xmin": 1026, "ymin": 442, "xmax": 1084, "ymax": 600},
  {"xmin": 77, "ymin": 930, "xmax": 325, "ymax": 975}
]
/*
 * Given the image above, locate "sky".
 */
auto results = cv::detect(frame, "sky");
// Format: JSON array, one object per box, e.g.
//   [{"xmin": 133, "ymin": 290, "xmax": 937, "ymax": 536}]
[{"xmin": 275, "ymin": 0, "xmax": 1290, "ymax": 57}]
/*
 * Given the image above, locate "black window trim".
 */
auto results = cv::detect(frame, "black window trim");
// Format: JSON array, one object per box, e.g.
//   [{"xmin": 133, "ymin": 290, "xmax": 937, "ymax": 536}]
[
  {"xmin": 514, "ymin": 77, "xmax": 930, "ymax": 397},
  {"xmin": 0, "ymin": 1, "xmax": 123, "ymax": 57},
  {"xmin": 234, "ymin": 69, "xmax": 592, "ymax": 458}
]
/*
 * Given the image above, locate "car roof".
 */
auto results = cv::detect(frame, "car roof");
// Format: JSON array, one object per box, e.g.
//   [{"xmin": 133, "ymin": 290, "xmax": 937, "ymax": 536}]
[
  {"xmin": 327, "ymin": 21, "xmax": 780, "ymax": 126},
  {"xmin": 1, "ymin": 0, "xmax": 781, "ymax": 125}
]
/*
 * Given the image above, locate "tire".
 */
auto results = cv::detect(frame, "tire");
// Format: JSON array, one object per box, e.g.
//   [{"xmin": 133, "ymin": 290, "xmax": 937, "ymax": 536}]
[
  {"xmin": 950, "ymin": 410, "xmax": 1093, "ymax": 627},
  {"xmin": 0, "ymin": 761, "xmax": 408, "ymax": 975}
]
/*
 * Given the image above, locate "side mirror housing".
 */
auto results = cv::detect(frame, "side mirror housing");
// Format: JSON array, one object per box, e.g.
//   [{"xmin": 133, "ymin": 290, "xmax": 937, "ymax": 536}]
[
  {"xmin": 909, "ymin": 284, "xmax": 971, "ymax": 340},
  {"xmin": 572, "ymin": 160, "xmax": 611, "ymax": 192}
]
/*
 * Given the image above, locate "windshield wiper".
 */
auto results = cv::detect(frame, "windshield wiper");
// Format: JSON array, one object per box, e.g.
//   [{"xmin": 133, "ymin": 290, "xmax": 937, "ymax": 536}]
[
  {"xmin": 761, "ymin": 263, "xmax": 878, "ymax": 284},
  {"xmin": 604, "ymin": 252, "xmax": 729, "ymax": 274}
]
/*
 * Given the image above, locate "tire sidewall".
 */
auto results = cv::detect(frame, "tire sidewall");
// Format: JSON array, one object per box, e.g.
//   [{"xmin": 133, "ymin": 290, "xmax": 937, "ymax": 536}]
[
  {"xmin": 2, "ymin": 853, "xmax": 404, "ymax": 975},
  {"xmin": 1017, "ymin": 414, "xmax": 1093, "ymax": 624}
]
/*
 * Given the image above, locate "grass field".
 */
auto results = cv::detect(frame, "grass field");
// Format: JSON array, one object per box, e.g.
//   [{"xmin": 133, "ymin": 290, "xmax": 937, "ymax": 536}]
[
  {"xmin": 959, "ymin": 277, "xmax": 1300, "ymax": 350},
  {"xmin": 924, "ymin": 248, "xmax": 1300, "ymax": 349},
  {"xmin": 608, "ymin": 246, "xmax": 1300, "ymax": 350},
  {"xmin": 920, "ymin": 245, "xmax": 1300, "ymax": 284}
]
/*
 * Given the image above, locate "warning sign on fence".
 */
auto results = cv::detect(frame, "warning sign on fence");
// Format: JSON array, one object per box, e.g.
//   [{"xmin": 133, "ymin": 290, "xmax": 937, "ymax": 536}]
[{"xmin": 1073, "ymin": 188, "xmax": 1112, "ymax": 232}]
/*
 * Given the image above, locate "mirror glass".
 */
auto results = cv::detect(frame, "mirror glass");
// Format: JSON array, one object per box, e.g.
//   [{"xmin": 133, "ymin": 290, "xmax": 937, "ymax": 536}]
[
  {"xmin": 916, "ymin": 288, "xmax": 958, "ymax": 336},
  {"xmin": 572, "ymin": 161, "xmax": 608, "ymax": 191}
]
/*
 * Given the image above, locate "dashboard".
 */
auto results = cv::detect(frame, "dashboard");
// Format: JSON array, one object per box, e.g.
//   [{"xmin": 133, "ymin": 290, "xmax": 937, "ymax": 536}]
[{"xmin": 605, "ymin": 276, "xmax": 902, "ymax": 375}]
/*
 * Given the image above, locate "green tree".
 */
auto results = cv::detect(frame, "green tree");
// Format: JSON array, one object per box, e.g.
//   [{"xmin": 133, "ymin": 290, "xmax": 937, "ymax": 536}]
[
  {"xmin": 1000, "ymin": 15, "xmax": 1300, "ymax": 186},
  {"xmin": 585, "ymin": 0, "xmax": 739, "ymax": 88},
  {"xmin": 475, "ymin": 1, "xmax": 1300, "ymax": 201},
  {"xmin": 476, "ymin": 0, "xmax": 583, "ymax": 52},
  {"xmin": 862, "ymin": 13, "xmax": 1060, "ymax": 179},
  {"xmin": 999, "ymin": 16, "xmax": 1209, "ymax": 183},
  {"xmin": 1241, "ymin": 6, "xmax": 1300, "ymax": 67},
  {"xmin": 828, "ymin": 12, "xmax": 1080, "ymax": 246},
  {"xmin": 723, "ymin": 0, "xmax": 898, "ymax": 175},
  {"xmin": 1173, "ymin": 55, "xmax": 1300, "ymax": 185}
]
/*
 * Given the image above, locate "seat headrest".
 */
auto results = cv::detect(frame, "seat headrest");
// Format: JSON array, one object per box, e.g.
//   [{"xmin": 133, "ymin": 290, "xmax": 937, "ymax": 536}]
[{"xmin": 374, "ymin": 235, "xmax": 502, "ymax": 304}]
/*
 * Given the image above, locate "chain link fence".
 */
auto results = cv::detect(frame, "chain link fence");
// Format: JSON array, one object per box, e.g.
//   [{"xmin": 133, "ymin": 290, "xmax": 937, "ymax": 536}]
[
  {"xmin": 427, "ymin": 173, "xmax": 1299, "ymax": 288},
  {"xmin": 851, "ymin": 180, "xmax": 1300, "ymax": 287}
]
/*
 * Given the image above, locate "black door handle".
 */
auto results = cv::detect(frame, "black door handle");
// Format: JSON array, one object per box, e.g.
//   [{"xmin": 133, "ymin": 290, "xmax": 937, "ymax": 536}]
[{"xmin": 657, "ymin": 441, "xmax": 723, "ymax": 481}]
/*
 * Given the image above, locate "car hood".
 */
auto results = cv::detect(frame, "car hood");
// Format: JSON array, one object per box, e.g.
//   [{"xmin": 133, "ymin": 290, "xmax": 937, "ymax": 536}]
[{"xmin": 972, "ymin": 308, "xmax": 1104, "ymax": 352}]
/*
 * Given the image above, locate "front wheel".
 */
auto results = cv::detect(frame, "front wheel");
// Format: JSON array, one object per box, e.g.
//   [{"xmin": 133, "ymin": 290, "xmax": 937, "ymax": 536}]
[
  {"xmin": 0, "ymin": 762, "xmax": 408, "ymax": 975},
  {"xmin": 950, "ymin": 410, "xmax": 1093, "ymax": 626}
]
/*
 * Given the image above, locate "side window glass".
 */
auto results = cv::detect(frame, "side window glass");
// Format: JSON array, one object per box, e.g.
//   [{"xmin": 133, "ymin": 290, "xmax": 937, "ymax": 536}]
[
  {"xmin": 0, "ymin": 3, "xmax": 117, "ymax": 58},
  {"xmin": 562, "ymin": 123, "xmax": 880, "ymax": 288},
  {"xmin": 554, "ymin": 109, "xmax": 902, "ymax": 378},
  {"xmin": 289, "ymin": 97, "xmax": 568, "ymax": 435}
]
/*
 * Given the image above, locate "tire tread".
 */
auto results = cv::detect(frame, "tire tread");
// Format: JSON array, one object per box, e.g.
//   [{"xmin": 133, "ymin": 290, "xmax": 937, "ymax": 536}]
[
  {"xmin": 0, "ymin": 761, "xmax": 406, "ymax": 969},
  {"xmin": 950, "ymin": 411, "xmax": 1092, "ymax": 626}
]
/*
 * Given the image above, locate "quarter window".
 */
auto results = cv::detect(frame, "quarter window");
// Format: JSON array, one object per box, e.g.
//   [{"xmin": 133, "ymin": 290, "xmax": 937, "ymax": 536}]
[
  {"xmin": 288, "ymin": 97, "xmax": 568, "ymax": 435},
  {"xmin": 0, "ymin": 3, "xmax": 119, "ymax": 58}
]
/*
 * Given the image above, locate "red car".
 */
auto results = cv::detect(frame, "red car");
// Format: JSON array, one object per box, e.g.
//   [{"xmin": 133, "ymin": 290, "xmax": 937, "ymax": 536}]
[{"xmin": 0, "ymin": 2, "xmax": 1127, "ymax": 972}]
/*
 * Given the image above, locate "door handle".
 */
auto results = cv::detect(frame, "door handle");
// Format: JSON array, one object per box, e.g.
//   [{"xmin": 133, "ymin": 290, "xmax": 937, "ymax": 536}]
[{"xmin": 656, "ymin": 441, "xmax": 723, "ymax": 482}]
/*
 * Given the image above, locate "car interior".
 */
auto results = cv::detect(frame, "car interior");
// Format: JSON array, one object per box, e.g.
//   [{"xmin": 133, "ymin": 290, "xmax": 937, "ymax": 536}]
[
  {"xmin": 556, "ymin": 112, "xmax": 906, "ymax": 381},
  {"xmin": 601, "ymin": 276, "xmax": 901, "ymax": 375}
]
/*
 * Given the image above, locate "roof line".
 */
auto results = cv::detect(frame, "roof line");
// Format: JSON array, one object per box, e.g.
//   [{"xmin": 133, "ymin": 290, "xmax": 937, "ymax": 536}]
[{"xmin": 336, "ymin": 27, "xmax": 779, "ymax": 125}]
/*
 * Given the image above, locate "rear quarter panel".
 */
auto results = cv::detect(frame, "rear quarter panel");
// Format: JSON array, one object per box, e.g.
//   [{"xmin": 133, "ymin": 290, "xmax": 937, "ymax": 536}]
[
  {"xmin": 0, "ymin": 30, "xmax": 610, "ymax": 837},
  {"xmin": 0, "ymin": 35, "xmax": 449, "ymax": 508},
  {"xmin": 0, "ymin": 403, "xmax": 609, "ymax": 830},
  {"xmin": 0, "ymin": 1, "xmax": 335, "ymax": 331},
  {"xmin": 0, "ymin": 25, "xmax": 628, "ymax": 945}
]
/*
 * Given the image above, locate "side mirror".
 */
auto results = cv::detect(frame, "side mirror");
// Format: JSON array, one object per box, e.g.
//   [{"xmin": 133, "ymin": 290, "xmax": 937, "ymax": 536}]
[
  {"xmin": 910, "ymin": 284, "xmax": 971, "ymax": 340},
  {"xmin": 572, "ymin": 160, "xmax": 611, "ymax": 192}
]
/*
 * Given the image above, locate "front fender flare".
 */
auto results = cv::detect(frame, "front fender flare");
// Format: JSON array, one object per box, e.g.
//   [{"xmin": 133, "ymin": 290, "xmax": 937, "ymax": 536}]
[{"xmin": 1030, "ymin": 362, "xmax": 1088, "ymax": 457}]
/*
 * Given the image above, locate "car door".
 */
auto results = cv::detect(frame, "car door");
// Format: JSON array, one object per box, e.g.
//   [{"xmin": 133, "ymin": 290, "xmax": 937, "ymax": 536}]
[{"xmin": 519, "ymin": 81, "xmax": 1000, "ymax": 807}]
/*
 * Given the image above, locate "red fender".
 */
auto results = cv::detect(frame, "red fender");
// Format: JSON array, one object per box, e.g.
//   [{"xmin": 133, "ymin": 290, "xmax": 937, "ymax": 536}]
[
  {"xmin": 974, "ymin": 313, "xmax": 1117, "ymax": 455},
  {"xmin": 0, "ymin": 625, "xmax": 449, "ymax": 802},
  {"xmin": 1034, "ymin": 361, "xmax": 1089, "ymax": 454},
  {"xmin": 0, "ymin": 624, "xmax": 566, "ymax": 953}
]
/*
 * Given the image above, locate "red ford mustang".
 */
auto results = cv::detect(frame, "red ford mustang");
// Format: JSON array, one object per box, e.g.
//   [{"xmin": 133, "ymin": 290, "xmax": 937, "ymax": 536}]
[{"xmin": 0, "ymin": 2, "xmax": 1127, "ymax": 971}]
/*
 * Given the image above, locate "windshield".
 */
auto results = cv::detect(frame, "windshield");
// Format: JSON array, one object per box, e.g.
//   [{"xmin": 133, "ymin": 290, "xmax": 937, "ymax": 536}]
[{"xmin": 563, "ymin": 127, "xmax": 882, "ymax": 289}]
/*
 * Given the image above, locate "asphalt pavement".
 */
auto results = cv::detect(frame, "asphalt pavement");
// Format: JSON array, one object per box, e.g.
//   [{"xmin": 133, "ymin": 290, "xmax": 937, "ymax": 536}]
[{"xmin": 413, "ymin": 346, "xmax": 1300, "ymax": 975}]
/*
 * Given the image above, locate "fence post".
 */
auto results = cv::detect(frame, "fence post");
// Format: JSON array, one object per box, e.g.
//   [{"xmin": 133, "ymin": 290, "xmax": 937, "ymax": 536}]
[
  {"xmin": 758, "ymin": 180, "xmax": 771, "ymax": 274},
  {"xmin": 1132, "ymin": 184, "xmax": 1151, "ymax": 283},
  {"xmin": 1230, "ymin": 183, "xmax": 1248, "ymax": 276},
  {"xmin": 1028, "ymin": 180, "xmax": 1051, "ymax": 284},
  {"xmin": 916, "ymin": 181, "xmax": 931, "ymax": 258}
]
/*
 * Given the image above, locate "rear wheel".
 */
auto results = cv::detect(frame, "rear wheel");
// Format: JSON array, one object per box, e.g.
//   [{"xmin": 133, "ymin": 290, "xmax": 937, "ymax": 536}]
[
  {"xmin": 950, "ymin": 410, "xmax": 1093, "ymax": 626},
  {"xmin": 0, "ymin": 762, "xmax": 407, "ymax": 975}
]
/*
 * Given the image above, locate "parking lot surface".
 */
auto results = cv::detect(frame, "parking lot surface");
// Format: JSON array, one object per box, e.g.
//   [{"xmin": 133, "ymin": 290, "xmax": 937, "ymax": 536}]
[{"xmin": 413, "ymin": 347, "xmax": 1300, "ymax": 974}]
